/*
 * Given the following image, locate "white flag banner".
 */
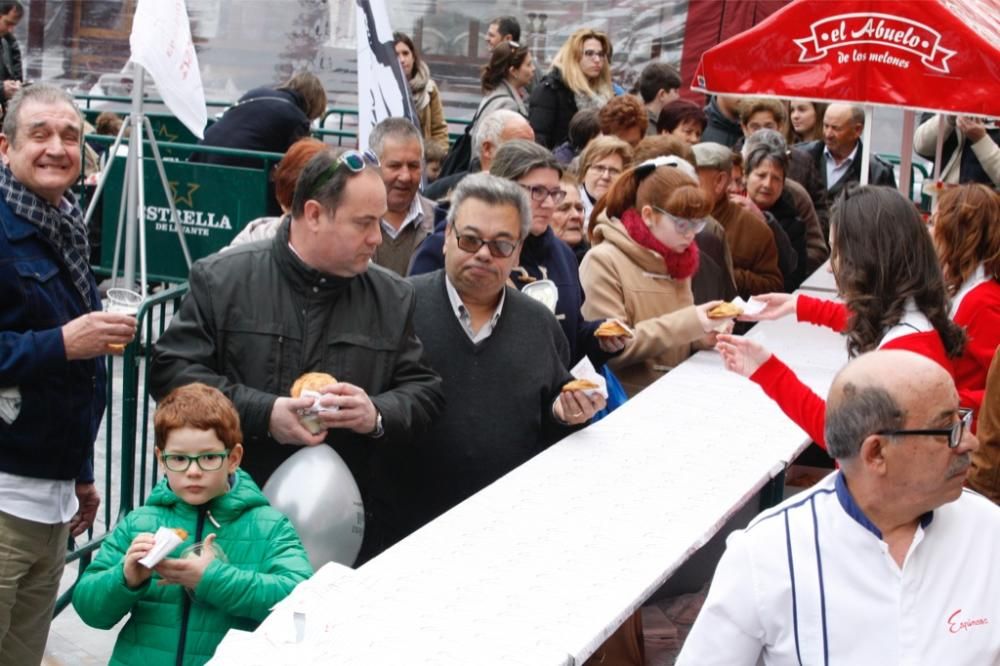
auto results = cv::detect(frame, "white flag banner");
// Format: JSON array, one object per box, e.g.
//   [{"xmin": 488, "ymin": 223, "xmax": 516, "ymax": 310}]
[
  {"xmin": 355, "ymin": 0, "xmax": 419, "ymax": 149},
  {"xmin": 129, "ymin": 0, "xmax": 207, "ymax": 139}
]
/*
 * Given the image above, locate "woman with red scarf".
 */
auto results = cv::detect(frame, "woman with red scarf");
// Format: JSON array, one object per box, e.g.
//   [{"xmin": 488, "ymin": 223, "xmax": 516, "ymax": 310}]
[{"xmin": 580, "ymin": 157, "xmax": 734, "ymax": 396}]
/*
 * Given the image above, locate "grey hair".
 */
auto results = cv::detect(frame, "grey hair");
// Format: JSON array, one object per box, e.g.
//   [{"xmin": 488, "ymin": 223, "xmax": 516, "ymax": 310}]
[
  {"xmin": 825, "ymin": 381, "xmax": 905, "ymax": 460},
  {"xmin": 446, "ymin": 172, "xmax": 532, "ymax": 239},
  {"xmin": 742, "ymin": 128, "xmax": 787, "ymax": 157},
  {"xmin": 743, "ymin": 129, "xmax": 788, "ymax": 177},
  {"xmin": 472, "ymin": 108, "xmax": 523, "ymax": 159},
  {"xmin": 368, "ymin": 117, "xmax": 424, "ymax": 160},
  {"xmin": 845, "ymin": 104, "xmax": 866, "ymax": 127},
  {"xmin": 489, "ymin": 139, "xmax": 563, "ymax": 182},
  {"xmin": 2, "ymin": 83, "xmax": 82, "ymax": 147}
]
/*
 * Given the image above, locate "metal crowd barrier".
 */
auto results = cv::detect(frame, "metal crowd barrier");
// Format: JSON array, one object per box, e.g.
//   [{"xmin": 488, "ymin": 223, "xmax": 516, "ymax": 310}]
[{"xmin": 55, "ymin": 283, "xmax": 190, "ymax": 616}]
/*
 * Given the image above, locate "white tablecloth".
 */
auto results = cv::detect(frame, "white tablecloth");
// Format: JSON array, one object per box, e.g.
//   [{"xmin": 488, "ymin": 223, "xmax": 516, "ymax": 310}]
[{"xmin": 211, "ymin": 281, "xmax": 848, "ymax": 665}]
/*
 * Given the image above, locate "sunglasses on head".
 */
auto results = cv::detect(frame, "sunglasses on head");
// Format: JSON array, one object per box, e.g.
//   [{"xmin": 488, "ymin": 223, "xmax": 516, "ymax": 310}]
[{"xmin": 310, "ymin": 149, "xmax": 380, "ymax": 198}]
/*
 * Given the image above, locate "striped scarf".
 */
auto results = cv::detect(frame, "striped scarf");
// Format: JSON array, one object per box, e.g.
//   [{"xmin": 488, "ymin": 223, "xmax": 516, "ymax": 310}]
[{"xmin": 0, "ymin": 162, "xmax": 95, "ymax": 309}]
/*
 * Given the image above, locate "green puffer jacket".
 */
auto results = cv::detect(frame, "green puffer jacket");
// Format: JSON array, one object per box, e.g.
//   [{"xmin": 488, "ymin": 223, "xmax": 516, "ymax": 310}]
[{"xmin": 72, "ymin": 469, "xmax": 313, "ymax": 665}]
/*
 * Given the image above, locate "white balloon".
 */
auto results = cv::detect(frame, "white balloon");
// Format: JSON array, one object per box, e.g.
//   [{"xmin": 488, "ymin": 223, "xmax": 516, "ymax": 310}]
[{"xmin": 262, "ymin": 446, "xmax": 364, "ymax": 569}]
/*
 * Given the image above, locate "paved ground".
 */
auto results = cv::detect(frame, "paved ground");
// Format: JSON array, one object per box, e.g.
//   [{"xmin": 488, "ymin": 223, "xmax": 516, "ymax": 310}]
[{"xmin": 43, "ymin": 303, "xmax": 167, "ymax": 666}]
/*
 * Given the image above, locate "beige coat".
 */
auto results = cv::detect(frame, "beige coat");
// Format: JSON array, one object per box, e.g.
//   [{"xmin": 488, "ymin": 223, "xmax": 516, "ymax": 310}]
[
  {"xmin": 580, "ymin": 213, "xmax": 707, "ymax": 396},
  {"xmin": 416, "ymin": 82, "xmax": 449, "ymax": 152}
]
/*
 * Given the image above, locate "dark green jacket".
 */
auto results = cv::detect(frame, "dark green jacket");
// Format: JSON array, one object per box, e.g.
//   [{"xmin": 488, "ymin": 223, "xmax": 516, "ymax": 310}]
[{"xmin": 72, "ymin": 469, "xmax": 313, "ymax": 666}]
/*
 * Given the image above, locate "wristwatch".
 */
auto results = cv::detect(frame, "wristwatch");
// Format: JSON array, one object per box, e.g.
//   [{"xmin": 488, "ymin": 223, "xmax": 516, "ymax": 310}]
[{"xmin": 367, "ymin": 409, "xmax": 385, "ymax": 439}]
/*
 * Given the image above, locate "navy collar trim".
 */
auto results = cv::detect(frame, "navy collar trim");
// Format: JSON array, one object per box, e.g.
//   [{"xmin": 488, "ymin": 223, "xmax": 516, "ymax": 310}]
[{"xmin": 835, "ymin": 472, "xmax": 933, "ymax": 539}]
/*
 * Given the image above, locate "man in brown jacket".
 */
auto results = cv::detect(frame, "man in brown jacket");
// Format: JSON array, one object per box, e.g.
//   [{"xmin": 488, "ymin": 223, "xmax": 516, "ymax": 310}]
[
  {"xmin": 968, "ymin": 347, "xmax": 1000, "ymax": 503},
  {"xmin": 692, "ymin": 142, "xmax": 783, "ymax": 298}
]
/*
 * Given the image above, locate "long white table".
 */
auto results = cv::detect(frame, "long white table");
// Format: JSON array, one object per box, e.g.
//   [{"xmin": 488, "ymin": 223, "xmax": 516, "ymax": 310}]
[
  {"xmin": 210, "ymin": 287, "xmax": 848, "ymax": 665},
  {"xmin": 800, "ymin": 259, "xmax": 838, "ymax": 293}
]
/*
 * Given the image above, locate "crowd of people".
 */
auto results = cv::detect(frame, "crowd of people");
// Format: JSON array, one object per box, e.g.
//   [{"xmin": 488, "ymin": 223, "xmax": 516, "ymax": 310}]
[{"xmin": 1, "ymin": 7, "xmax": 999, "ymax": 665}]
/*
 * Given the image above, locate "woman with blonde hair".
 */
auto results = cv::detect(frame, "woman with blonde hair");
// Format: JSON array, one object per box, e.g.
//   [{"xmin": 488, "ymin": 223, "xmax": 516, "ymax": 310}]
[
  {"xmin": 933, "ymin": 183, "xmax": 1000, "ymax": 427},
  {"xmin": 580, "ymin": 157, "xmax": 733, "ymax": 396},
  {"xmin": 394, "ymin": 32, "xmax": 449, "ymax": 151},
  {"xmin": 529, "ymin": 28, "xmax": 614, "ymax": 149},
  {"xmin": 576, "ymin": 135, "xmax": 633, "ymax": 225}
]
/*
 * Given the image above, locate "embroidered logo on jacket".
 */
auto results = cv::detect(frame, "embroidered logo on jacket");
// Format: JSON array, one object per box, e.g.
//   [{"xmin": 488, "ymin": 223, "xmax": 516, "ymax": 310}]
[{"xmin": 947, "ymin": 609, "xmax": 989, "ymax": 634}]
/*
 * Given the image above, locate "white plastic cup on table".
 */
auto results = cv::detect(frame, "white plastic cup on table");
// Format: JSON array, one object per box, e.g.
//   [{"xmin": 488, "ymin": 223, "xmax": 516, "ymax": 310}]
[{"xmin": 105, "ymin": 287, "xmax": 142, "ymax": 352}]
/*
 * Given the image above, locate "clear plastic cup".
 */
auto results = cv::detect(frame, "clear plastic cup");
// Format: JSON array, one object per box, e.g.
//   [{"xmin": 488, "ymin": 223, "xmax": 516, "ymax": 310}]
[{"xmin": 105, "ymin": 287, "xmax": 142, "ymax": 352}]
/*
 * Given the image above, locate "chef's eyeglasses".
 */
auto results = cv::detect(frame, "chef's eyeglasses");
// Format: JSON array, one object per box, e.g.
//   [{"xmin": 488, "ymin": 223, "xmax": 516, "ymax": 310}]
[
  {"xmin": 652, "ymin": 206, "xmax": 709, "ymax": 235},
  {"xmin": 450, "ymin": 221, "xmax": 519, "ymax": 258},
  {"xmin": 161, "ymin": 451, "xmax": 230, "ymax": 472},
  {"xmin": 877, "ymin": 408, "xmax": 974, "ymax": 449},
  {"xmin": 310, "ymin": 150, "xmax": 380, "ymax": 197}
]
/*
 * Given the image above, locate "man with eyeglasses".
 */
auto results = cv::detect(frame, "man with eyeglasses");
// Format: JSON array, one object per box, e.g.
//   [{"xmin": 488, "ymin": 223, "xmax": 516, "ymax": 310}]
[
  {"xmin": 375, "ymin": 173, "xmax": 605, "ymax": 546},
  {"xmin": 152, "ymin": 148, "xmax": 445, "ymax": 564},
  {"xmin": 678, "ymin": 350, "xmax": 999, "ymax": 666}
]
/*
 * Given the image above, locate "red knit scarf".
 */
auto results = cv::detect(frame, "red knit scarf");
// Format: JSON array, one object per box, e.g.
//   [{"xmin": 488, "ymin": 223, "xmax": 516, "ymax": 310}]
[{"xmin": 620, "ymin": 208, "xmax": 699, "ymax": 279}]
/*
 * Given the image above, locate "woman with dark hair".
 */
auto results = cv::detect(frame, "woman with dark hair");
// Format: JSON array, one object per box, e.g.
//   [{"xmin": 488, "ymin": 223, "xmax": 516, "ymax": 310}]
[
  {"xmin": 743, "ymin": 140, "xmax": 810, "ymax": 291},
  {"xmin": 528, "ymin": 28, "xmax": 614, "ymax": 149},
  {"xmin": 394, "ymin": 32, "xmax": 448, "ymax": 152},
  {"xmin": 489, "ymin": 140, "xmax": 626, "ymax": 366},
  {"xmin": 656, "ymin": 99, "xmax": 708, "ymax": 145},
  {"xmin": 934, "ymin": 184, "xmax": 1000, "ymax": 427},
  {"xmin": 717, "ymin": 185, "xmax": 966, "ymax": 449},
  {"xmin": 787, "ymin": 99, "xmax": 827, "ymax": 144},
  {"xmin": 580, "ymin": 157, "xmax": 733, "ymax": 396},
  {"xmin": 477, "ymin": 41, "xmax": 534, "ymax": 117}
]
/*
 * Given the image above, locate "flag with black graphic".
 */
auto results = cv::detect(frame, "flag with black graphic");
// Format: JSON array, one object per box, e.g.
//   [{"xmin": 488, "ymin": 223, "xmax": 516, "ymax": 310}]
[{"xmin": 355, "ymin": 0, "xmax": 418, "ymax": 150}]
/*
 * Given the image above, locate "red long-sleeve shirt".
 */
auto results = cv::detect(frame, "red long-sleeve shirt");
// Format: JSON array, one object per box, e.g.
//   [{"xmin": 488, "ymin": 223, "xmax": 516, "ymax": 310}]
[
  {"xmin": 952, "ymin": 279, "xmax": 1000, "ymax": 420},
  {"xmin": 750, "ymin": 295, "xmax": 953, "ymax": 449}
]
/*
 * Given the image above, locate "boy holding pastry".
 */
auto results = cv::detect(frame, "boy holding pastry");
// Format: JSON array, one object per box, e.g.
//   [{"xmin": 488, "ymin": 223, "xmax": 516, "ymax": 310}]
[{"xmin": 73, "ymin": 383, "xmax": 313, "ymax": 665}]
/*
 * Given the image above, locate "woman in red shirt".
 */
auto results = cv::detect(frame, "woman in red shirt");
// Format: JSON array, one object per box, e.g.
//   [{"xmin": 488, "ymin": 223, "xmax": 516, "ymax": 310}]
[
  {"xmin": 934, "ymin": 184, "xmax": 1000, "ymax": 428},
  {"xmin": 716, "ymin": 186, "xmax": 966, "ymax": 449}
]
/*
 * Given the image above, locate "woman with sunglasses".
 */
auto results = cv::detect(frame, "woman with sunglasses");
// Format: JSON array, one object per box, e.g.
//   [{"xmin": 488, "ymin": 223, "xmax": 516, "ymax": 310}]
[
  {"xmin": 717, "ymin": 186, "xmax": 966, "ymax": 450},
  {"xmin": 489, "ymin": 140, "xmax": 625, "ymax": 366},
  {"xmin": 932, "ymin": 184, "xmax": 1000, "ymax": 431},
  {"xmin": 528, "ymin": 28, "xmax": 614, "ymax": 149},
  {"xmin": 393, "ymin": 32, "xmax": 449, "ymax": 152},
  {"xmin": 579, "ymin": 157, "xmax": 734, "ymax": 397}
]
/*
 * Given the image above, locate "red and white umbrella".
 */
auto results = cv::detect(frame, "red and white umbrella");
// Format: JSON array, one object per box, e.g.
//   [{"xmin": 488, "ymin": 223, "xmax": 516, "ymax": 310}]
[{"xmin": 692, "ymin": 0, "xmax": 1000, "ymax": 198}]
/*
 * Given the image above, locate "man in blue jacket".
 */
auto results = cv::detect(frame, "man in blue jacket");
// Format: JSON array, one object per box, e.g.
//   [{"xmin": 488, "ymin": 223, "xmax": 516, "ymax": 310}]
[{"xmin": 0, "ymin": 83, "xmax": 136, "ymax": 665}]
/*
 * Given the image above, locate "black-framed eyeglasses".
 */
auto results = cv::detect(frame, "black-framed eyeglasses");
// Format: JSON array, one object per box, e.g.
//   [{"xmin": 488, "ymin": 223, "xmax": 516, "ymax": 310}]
[
  {"xmin": 450, "ymin": 221, "xmax": 519, "ymax": 258},
  {"xmin": 652, "ymin": 206, "xmax": 709, "ymax": 235},
  {"xmin": 310, "ymin": 149, "xmax": 380, "ymax": 198},
  {"xmin": 161, "ymin": 451, "xmax": 231, "ymax": 472},
  {"xmin": 519, "ymin": 183, "xmax": 567, "ymax": 204},
  {"xmin": 876, "ymin": 408, "xmax": 974, "ymax": 449},
  {"xmin": 582, "ymin": 49, "xmax": 606, "ymax": 60}
]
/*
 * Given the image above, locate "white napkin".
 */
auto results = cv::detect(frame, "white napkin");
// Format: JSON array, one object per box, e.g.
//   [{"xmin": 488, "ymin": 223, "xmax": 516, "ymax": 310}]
[
  {"xmin": 568, "ymin": 356, "xmax": 609, "ymax": 399},
  {"xmin": 734, "ymin": 296, "xmax": 767, "ymax": 316},
  {"xmin": 138, "ymin": 526, "xmax": 185, "ymax": 568},
  {"xmin": 300, "ymin": 389, "xmax": 339, "ymax": 415}
]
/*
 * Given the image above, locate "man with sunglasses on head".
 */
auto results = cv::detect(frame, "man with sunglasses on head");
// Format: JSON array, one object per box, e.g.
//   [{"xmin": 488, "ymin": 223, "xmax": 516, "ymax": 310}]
[
  {"xmin": 375, "ymin": 172, "xmax": 605, "ymax": 546},
  {"xmin": 678, "ymin": 350, "xmax": 999, "ymax": 666},
  {"xmin": 151, "ymin": 148, "xmax": 444, "ymax": 565}
]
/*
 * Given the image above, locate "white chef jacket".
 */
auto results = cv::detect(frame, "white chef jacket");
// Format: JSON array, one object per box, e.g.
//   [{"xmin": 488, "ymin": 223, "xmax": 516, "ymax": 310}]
[{"xmin": 677, "ymin": 471, "xmax": 1000, "ymax": 666}]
